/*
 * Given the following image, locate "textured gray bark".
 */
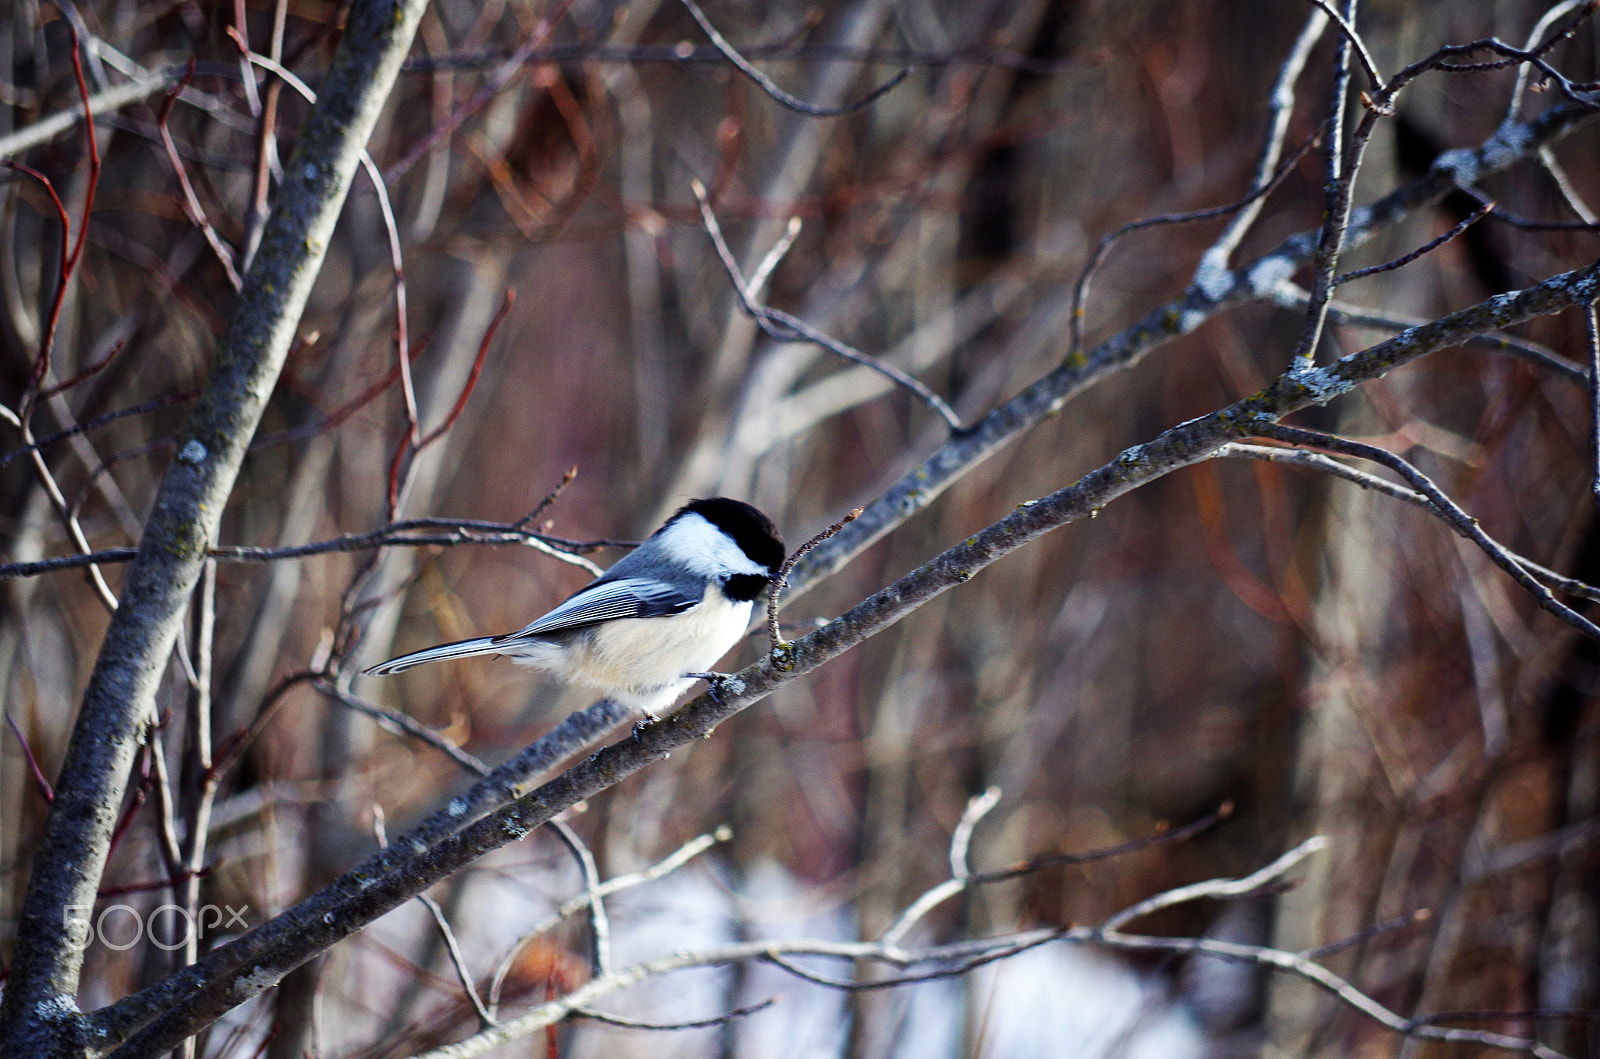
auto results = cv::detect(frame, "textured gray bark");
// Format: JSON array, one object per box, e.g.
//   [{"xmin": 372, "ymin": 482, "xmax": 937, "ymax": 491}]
[{"xmin": 0, "ymin": 0, "xmax": 430, "ymax": 1054}]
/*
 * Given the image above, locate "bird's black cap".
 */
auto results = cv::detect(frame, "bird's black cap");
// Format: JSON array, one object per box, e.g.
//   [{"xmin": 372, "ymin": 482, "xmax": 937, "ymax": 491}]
[{"xmin": 678, "ymin": 497, "xmax": 785, "ymax": 574}]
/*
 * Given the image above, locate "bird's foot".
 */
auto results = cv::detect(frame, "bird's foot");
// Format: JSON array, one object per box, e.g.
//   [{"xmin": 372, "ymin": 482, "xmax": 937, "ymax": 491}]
[{"xmin": 685, "ymin": 671, "xmax": 733, "ymax": 705}]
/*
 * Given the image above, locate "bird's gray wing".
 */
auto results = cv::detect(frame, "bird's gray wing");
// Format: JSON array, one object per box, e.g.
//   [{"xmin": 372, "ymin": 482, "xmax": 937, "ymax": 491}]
[{"xmin": 494, "ymin": 577, "xmax": 700, "ymax": 642}]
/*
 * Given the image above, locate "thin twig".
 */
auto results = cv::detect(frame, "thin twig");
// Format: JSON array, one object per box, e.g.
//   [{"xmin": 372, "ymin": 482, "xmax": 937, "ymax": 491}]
[
  {"xmin": 1482, "ymin": 202, "xmax": 1600, "ymax": 231},
  {"xmin": 880, "ymin": 786, "xmax": 1001, "ymax": 948},
  {"xmin": 4, "ymin": 711, "xmax": 54, "ymax": 802},
  {"xmin": 747, "ymin": 216, "xmax": 802, "ymax": 299},
  {"xmin": 419, "ymin": 894, "xmax": 497, "ymax": 1029},
  {"xmin": 548, "ymin": 818, "xmax": 611, "ymax": 979},
  {"xmin": 1250, "ymin": 424, "xmax": 1600, "ymax": 640},
  {"xmin": 1101, "ymin": 931, "xmax": 1570, "ymax": 1058},
  {"xmin": 1508, "ymin": 2, "xmax": 1596, "ymax": 121},
  {"xmin": 0, "ymin": 392, "xmax": 198, "ymax": 470},
  {"xmin": 157, "ymin": 61, "xmax": 242, "ymax": 290},
  {"xmin": 1289, "ymin": 0, "xmax": 1364, "ymax": 373},
  {"xmin": 1300, "ymin": 0, "xmax": 1383, "ymax": 87},
  {"xmin": 949, "ymin": 786, "xmax": 1001, "ymax": 880},
  {"xmin": 1074, "ymin": 130, "xmax": 1319, "ymax": 357},
  {"xmin": 383, "ymin": 4, "xmax": 573, "ymax": 183},
  {"xmin": 1300, "ymin": 909, "xmax": 1432, "ymax": 960},
  {"xmin": 207, "ymin": 670, "xmax": 320, "ymax": 784},
  {"xmin": 1333, "ymin": 200, "xmax": 1494, "ymax": 286},
  {"xmin": 966, "ymin": 801, "xmax": 1234, "ymax": 888},
  {"xmin": 882, "ymin": 801, "xmax": 1232, "ymax": 948},
  {"xmin": 179, "ymin": 560, "xmax": 220, "ymax": 976},
  {"xmin": 766, "ymin": 507, "xmax": 862, "ymax": 654},
  {"xmin": 1588, "ymin": 298, "xmax": 1600, "ymax": 516},
  {"xmin": 571, "ymin": 997, "xmax": 777, "ymax": 1030},
  {"xmin": 512, "ymin": 467, "xmax": 578, "ymax": 532},
  {"xmin": 690, "ymin": 180, "xmax": 961, "ymax": 430},
  {"xmin": 374, "ymin": 807, "xmax": 497, "ymax": 1030},
  {"xmin": 313, "ymin": 678, "xmax": 489, "ymax": 777},
  {"xmin": 38, "ymin": 338, "xmax": 126, "ymax": 402},
  {"xmin": 397, "ymin": 287, "xmax": 514, "ymax": 488},
  {"xmin": 1213, "ymin": 442, "xmax": 1600, "ymax": 604},
  {"xmin": 0, "ymin": 517, "xmax": 612, "ymax": 580},
  {"xmin": 1100, "ymin": 836, "xmax": 1328, "ymax": 933},
  {"xmin": 677, "ymin": 0, "xmax": 911, "ymax": 116},
  {"xmin": 0, "ymin": 67, "xmax": 179, "ymax": 161},
  {"xmin": 1200, "ymin": 8, "xmax": 1328, "ymax": 274},
  {"xmin": 486, "ymin": 826, "xmax": 732, "ymax": 1019}
]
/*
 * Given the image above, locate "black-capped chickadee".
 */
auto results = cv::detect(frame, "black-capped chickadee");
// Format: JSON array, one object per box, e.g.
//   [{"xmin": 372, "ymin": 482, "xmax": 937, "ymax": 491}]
[{"xmin": 365, "ymin": 498, "xmax": 784, "ymax": 716}]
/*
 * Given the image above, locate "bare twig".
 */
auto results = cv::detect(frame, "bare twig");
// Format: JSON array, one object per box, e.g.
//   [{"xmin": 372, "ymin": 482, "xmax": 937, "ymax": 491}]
[
  {"xmin": 1300, "ymin": 0, "xmax": 1383, "ymax": 87},
  {"xmin": 0, "ymin": 516, "xmax": 612, "ymax": 580},
  {"xmin": 313, "ymin": 678, "xmax": 490, "ymax": 777},
  {"xmin": 418, "ymin": 894, "xmax": 496, "ymax": 1029},
  {"xmin": 4, "ymin": 711, "xmax": 54, "ymax": 802},
  {"xmin": 388, "ymin": 287, "xmax": 514, "ymax": 509},
  {"xmin": 548, "ymin": 818, "xmax": 611, "ymax": 979},
  {"xmin": 1072, "ymin": 130, "xmax": 1319, "ymax": 357},
  {"xmin": 1249, "ymin": 424, "xmax": 1600, "ymax": 641},
  {"xmin": 1333, "ymin": 199, "xmax": 1495, "ymax": 286},
  {"xmin": 1100, "ymin": 836, "xmax": 1328, "ymax": 933},
  {"xmin": 1301, "ymin": 909, "xmax": 1433, "ymax": 960},
  {"xmin": 0, "ymin": 68, "xmax": 180, "ymax": 161},
  {"xmin": 1101, "ymin": 930, "xmax": 1569, "ymax": 1058},
  {"xmin": 179, "ymin": 560, "xmax": 220, "ymax": 981},
  {"xmin": 1508, "ymin": 2, "xmax": 1596, "ymax": 121},
  {"xmin": 949, "ymin": 785, "xmax": 1001, "ymax": 880},
  {"xmin": 571, "ymin": 997, "xmax": 777, "ymax": 1030},
  {"xmin": 383, "ymin": 4, "xmax": 572, "ymax": 182},
  {"xmin": 375, "ymin": 807, "xmax": 497, "ymax": 1030},
  {"xmin": 691, "ymin": 180, "xmax": 962, "ymax": 430},
  {"xmin": 882, "ymin": 801, "xmax": 1232, "ymax": 949},
  {"xmin": 0, "ymin": 392, "xmax": 199, "ymax": 471},
  {"xmin": 1213, "ymin": 442, "xmax": 1600, "ymax": 605},
  {"xmin": 880, "ymin": 786, "xmax": 1000, "ymax": 947},
  {"xmin": 487, "ymin": 826, "xmax": 732, "ymax": 1018},
  {"xmin": 1588, "ymin": 298, "xmax": 1600, "ymax": 515},
  {"xmin": 767, "ymin": 507, "xmax": 862, "ymax": 653},
  {"xmin": 1289, "ymin": 0, "xmax": 1366, "ymax": 373},
  {"xmin": 157, "ymin": 61, "xmax": 243, "ymax": 290},
  {"xmin": 677, "ymin": 0, "xmax": 911, "ymax": 116},
  {"xmin": 1198, "ymin": 7, "xmax": 1327, "ymax": 276}
]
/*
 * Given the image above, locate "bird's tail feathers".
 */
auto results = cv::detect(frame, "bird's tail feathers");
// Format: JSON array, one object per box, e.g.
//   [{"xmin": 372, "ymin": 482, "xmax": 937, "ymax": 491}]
[{"xmin": 364, "ymin": 636, "xmax": 504, "ymax": 676}]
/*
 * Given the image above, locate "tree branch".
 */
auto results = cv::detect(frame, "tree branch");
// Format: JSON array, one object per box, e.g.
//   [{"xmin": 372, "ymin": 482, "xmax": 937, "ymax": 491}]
[{"xmin": 0, "ymin": 0, "xmax": 431, "ymax": 1053}]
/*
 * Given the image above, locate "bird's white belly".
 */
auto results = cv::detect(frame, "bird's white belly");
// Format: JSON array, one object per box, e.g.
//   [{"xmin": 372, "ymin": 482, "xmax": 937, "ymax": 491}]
[{"xmin": 503, "ymin": 586, "xmax": 754, "ymax": 714}]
